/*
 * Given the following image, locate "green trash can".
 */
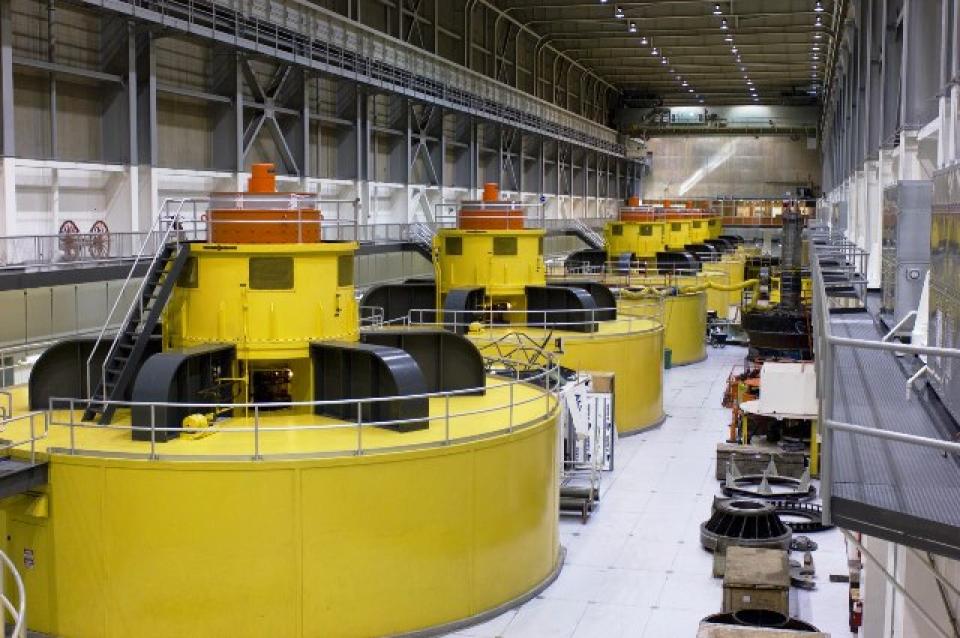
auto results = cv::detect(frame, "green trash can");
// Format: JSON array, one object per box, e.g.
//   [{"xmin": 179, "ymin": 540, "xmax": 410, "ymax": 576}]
[{"xmin": 664, "ymin": 347, "xmax": 673, "ymax": 369}]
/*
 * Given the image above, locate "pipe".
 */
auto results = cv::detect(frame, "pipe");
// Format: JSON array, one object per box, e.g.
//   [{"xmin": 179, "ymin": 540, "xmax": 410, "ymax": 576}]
[{"xmin": 678, "ymin": 278, "xmax": 761, "ymax": 309}]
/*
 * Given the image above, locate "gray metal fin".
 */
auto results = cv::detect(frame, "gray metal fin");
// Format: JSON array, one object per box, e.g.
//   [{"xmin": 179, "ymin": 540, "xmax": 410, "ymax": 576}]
[
  {"xmin": 758, "ymin": 474, "xmax": 773, "ymax": 495},
  {"xmin": 799, "ymin": 467, "xmax": 811, "ymax": 492},
  {"xmin": 765, "ymin": 457, "xmax": 779, "ymax": 476}
]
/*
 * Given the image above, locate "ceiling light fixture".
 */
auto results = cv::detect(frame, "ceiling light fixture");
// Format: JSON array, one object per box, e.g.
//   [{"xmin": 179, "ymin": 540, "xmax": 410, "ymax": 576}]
[
  {"xmin": 682, "ymin": 81, "xmax": 689, "ymax": 86},
  {"xmin": 629, "ymin": 21, "xmax": 637, "ymax": 33},
  {"xmin": 721, "ymin": 18, "xmax": 728, "ymax": 30},
  {"xmin": 651, "ymin": 47, "xmax": 659, "ymax": 55},
  {"xmin": 661, "ymin": 57, "xmax": 668, "ymax": 64},
  {"xmin": 713, "ymin": 3, "xmax": 722, "ymax": 15},
  {"xmin": 814, "ymin": 1, "xmax": 824, "ymax": 12},
  {"xmin": 731, "ymin": 47, "xmax": 738, "ymax": 53},
  {"xmin": 640, "ymin": 36, "xmax": 648, "ymax": 45},
  {"xmin": 815, "ymin": 15, "xmax": 823, "ymax": 27},
  {"xmin": 688, "ymin": 88, "xmax": 695, "ymax": 93},
  {"xmin": 724, "ymin": 35, "xmax": 733, "ymax": 43},
  {"xmin": 615, "ymin": 5, "xmax": 624, "ymax": 18}
]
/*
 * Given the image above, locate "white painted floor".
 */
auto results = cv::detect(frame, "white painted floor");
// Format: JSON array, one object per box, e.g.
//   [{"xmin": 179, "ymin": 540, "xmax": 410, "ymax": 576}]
[{"xmin": 451, "ymin": 345, "xmax": 853, "ymax": 638}]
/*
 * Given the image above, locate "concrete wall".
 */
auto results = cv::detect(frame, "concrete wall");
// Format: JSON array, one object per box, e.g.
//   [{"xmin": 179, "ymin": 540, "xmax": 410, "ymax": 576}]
[{"xmin": 642, "ymin": 135, "xmax": 821, "ymax": 199}]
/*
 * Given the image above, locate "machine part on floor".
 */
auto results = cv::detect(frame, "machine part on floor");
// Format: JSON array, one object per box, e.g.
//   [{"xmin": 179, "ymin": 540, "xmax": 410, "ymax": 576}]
[
  {"xmin": 801, "ymin": 551, "xmax": 815, "ymax": 576},
  {"xmin": 722, "ymin": 462, "xmax": 815, "ymax": 500},
  {"xmin": 789, "ymin": 567, "xmax": 817, "ymax": 591},
  {"xmin": 716, "ymin": 447, "xmax": 808, "ymax": 481},
  {"xmin": 699, "ymin": 610, "xmax": 823, "ymax": 635},
  {"xmin": 700, "ymin": 499, "xmax": 792, "ymax": 552},
  {"xmin": 742, "ymin": 208, "xmax": 813, "ymax": 360},
  {"xmin": 772, "ymin": 501, "xmax": 832, "ymax": 533},
  {"xmin": 722, "ymin": 546, "xmax": 791, "ymax": 616},
  {"xmin": 789, "ymin": 536, "xmax": 818, "ymax": 552}
]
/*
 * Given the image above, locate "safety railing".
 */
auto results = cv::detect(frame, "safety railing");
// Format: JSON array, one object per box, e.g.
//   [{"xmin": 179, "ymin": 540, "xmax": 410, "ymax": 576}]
[
  {"xmin": 551, "ymin": 259, "xmax": 715, "ymax": 281},
  {"xmin": 86, "ymin": 198, "xmax": 193, "ymax": 400},
  {"xmin": 0, "ymin": 411, "xmax": 48, "ymax": 466},
  {"xmin": 404, "ymin": 305, "xmax": 664, "ymax": 335},
  {"xmin": 48, "ymin": 354, "xmax": 559, "ymax": 461},
  {"xmin": 0, "ymin": 547, "xmax": 26, "ymax": 638},
  {"xmin": 432, "ymin": 202, "xmax": 545, "ymax": 228},
  {"xmin": 0, "ymin": 231, "xmax": 153, "ymax": 271},
  {"xmin": 811, "ymin": 241, "xmax": 960, "ymax": 525},
  {"xmin": 0, "ymin": 215, "xmax": 630, "ymax": 272}
]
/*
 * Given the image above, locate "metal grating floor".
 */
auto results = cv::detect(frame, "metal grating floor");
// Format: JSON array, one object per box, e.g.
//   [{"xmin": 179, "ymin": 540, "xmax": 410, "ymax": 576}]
[{"xmin": 829, "ymin": 309, "xmax": 960, "ymax": 558}]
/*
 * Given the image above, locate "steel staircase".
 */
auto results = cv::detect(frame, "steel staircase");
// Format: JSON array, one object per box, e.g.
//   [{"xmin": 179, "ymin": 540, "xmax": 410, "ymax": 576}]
[
  {"xmin": 83, "ymin": 242, "xmax": 189, "ymax": 424},
  {"xmin": 408, "ymin": 222, "xmax": 436, "ymax": 260},
  {"xmin": 572, "ymin": 219, "xmax": 604, "ymax": 249}
]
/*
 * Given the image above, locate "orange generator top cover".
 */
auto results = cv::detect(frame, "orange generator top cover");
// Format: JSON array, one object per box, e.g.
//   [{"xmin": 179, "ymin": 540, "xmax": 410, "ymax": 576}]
[
  {"xmin": 208, "ymin": 164, "xmax": 322, "ymax": 244},
  {"xmin": 457, "ymin": 183, "xmax": 524, "ymax": 230}
]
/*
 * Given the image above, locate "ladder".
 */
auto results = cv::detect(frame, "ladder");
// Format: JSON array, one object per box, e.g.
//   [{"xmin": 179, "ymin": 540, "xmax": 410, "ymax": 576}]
[{"xmin": 83, "ymin": 242, "xmax": 189, "ymax": 424}]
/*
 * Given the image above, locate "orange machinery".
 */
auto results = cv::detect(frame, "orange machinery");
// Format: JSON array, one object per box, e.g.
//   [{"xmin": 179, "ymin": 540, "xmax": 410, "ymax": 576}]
[{"xmin": 208, "ymin": 163, "xmax": 322, "ymax": 243}]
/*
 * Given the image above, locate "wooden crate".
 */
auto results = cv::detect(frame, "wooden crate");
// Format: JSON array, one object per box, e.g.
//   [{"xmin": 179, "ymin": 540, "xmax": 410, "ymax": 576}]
[{"xmin": 722, "ymin": 547, "xmax": 790, "ymax": 616}]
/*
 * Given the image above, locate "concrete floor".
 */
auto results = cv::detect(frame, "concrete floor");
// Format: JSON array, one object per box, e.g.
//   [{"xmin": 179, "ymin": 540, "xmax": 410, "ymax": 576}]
[{"xmin": 451, "ymin": 345, "xmax": 852, "ymax": 638}]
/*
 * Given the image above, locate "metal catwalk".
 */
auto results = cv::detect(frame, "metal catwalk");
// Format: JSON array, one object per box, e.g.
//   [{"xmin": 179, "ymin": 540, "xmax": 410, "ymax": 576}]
[{"xmin": 829, "ymin": 310, "xmax": 960, "ymax": 559}]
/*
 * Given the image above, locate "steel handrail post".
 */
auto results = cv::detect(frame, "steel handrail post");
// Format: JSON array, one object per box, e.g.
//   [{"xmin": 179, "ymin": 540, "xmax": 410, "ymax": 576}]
[
  {"xmin": 444, "ymin": 395, "xmax": 451, "ymax": 444},
  {"xmin": 247, "ymin": 403, "xmax": 258, "ymax": 459},
  {"xmin": 150, "ymin": 404, "xmax": 157, "ymax": 460},
  {"xmin": 356, "ymin": 405, "xmax": 363, "ymax": 455}
]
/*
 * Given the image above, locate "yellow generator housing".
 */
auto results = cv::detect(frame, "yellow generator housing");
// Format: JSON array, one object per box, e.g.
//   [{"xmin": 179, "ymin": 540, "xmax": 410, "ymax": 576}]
[
  {"xmin": 434, "ymin": 228, "xmax": 545, "ymax": 309},
  {"xmin": 165, "ymin": 242, "xmax": 358, "ymax": 359},
  {"xmin": 665, "ymin": 218, "xmax": 694, "ymax": 250},
  {"xmin": 605, "ymin": 219, "xmax": 668, "ymax": 261}
]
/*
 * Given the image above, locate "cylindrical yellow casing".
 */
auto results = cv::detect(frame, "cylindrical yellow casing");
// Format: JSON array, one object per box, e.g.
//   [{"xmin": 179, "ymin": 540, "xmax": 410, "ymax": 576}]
[
  {"xmin": 2, "ymin": 413, "xmax": 561, "ymax": 638},
  {"xmin": 702, "ymin": 257, "xmax": 746, "ymax": 317},
  {"xmin": 620, "ymin": 292, "xmax": 707, "ymax": 366},
  {"xmin": 468, "ymin": 319, "xmax": 665, "ymax": 435}
]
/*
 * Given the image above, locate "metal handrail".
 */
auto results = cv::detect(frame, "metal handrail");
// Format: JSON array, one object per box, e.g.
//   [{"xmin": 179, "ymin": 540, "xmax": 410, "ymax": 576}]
[
  {"xmin": 810, "ymin": 240, "xmax": 960, "ymax": 525},
  {"xmin": 85, "ymin": 198, "xmax": 188, "ymax": 400},
  {"xmin": 0, "ymin": 548, "xmax": 26, "ymax": 638},
  {"xmin": 405, "ymin": 305, "xmax": 664, "ymax": 334},
  {"xmin": 46, "ymin": 354, "xmax": 559, "ymax": 461},
  {"xmin": 0, "ymin": 411, "xmax": 48, "ymax": 465}
]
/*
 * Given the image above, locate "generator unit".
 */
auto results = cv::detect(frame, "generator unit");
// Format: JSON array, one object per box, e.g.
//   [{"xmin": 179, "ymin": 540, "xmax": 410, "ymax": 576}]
[
  {"xmin": 881, "ymin": 180, "xmax": 932, "ymax": 330},
  {"xmin": 930, "ymin": 166, "xmax": 960, "ymax": 423}
]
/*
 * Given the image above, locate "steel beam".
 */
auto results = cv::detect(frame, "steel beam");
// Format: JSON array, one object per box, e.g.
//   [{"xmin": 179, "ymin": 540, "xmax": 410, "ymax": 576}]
[{"xmin": 0, "ymin": 0, "xmax": 14, "ymax": 157}]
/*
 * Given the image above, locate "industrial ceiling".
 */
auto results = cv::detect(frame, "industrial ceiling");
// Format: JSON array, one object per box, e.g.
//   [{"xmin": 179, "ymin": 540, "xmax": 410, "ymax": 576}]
[{"xmin": 492, "ymin": 0, "xmax": 836, "ymax": 106}]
